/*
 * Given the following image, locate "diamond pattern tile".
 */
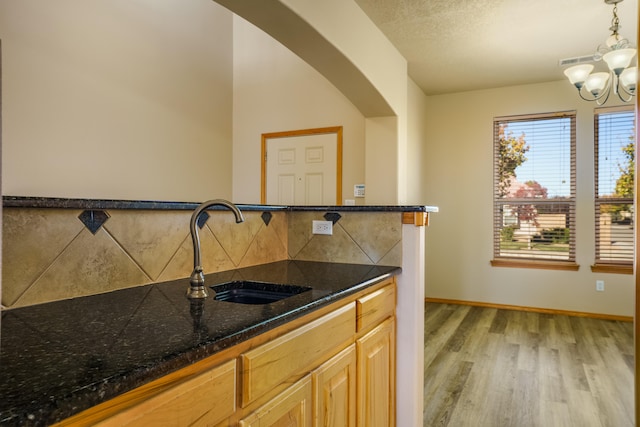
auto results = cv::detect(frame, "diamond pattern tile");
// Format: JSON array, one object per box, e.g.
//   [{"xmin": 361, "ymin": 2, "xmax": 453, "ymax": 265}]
[
  {"xmin": 14, "ymin": 228, "xmax": 150, "ymax": 307},
  {"xmin": 339, "ymin": 212, "xmax": 401, "ymax": 263},
  {"xmin": 3, "ymin": 207, "xmax": 403, "ymax": 308},
  {"xmin": 261, "ymin": 211, "xmax": 272, "ymax": 226},
  {"xmin": 2, "ymin": 208, "xmax": 84, "ymax": 307},
  {"xmin": 78, "ymin": 210, "xmax": 110, "ymax": 234},
  {"xmin": 104, "ymin": 210, "xmax": 191, "ymax": 281}
]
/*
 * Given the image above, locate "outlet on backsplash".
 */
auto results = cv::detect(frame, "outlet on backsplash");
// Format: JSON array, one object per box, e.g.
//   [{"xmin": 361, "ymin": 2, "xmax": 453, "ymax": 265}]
[{"xmin": 312, "ymin": 220, "xmax": 333, "ymax": 235}]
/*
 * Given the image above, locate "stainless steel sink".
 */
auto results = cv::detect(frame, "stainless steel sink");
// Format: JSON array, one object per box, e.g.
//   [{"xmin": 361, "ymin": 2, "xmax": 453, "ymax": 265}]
[{"xmin": 211, "ymin": 281, "xmax": 311, "ymax": 305}]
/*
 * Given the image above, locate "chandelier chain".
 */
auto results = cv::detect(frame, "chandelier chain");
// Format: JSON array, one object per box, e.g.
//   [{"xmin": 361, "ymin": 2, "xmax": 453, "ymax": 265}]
[{"xmin": 610, "ymin": 4, "xmax": 620, "ymax": 35}]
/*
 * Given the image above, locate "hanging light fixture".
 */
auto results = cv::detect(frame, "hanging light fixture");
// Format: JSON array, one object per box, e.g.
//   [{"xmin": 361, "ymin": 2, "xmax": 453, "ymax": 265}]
[{"xmin": 563, "ymin": 0, "xmax": 637, "ymax": 104}]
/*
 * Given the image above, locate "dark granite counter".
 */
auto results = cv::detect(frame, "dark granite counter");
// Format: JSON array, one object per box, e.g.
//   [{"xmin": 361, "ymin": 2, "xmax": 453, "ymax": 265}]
[
  {"xmin": 0, "ymin": 260, "xmax": 400, "ymax": 426},
  {"xmin": 3, "ymin": 196, "xmax": 437, "ymax": 213}
]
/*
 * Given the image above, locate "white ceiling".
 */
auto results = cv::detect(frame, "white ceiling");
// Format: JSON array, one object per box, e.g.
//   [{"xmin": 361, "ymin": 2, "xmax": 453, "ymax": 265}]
[{"xmin": 354, "ymin": 0, "xmax": 638, "ymax": 95}]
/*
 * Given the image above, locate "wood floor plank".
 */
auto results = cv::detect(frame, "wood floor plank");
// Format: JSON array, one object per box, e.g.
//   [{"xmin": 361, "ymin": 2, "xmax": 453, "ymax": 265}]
[
  {"xmin": 444, "ymin": 306, "xmax": 486, "ymax": 352},
  {"xmin": 583, "ymin": 356, "xmax": 634, "ymax": 427},
  {"xmin": 488, "ymin": 309, "xmax": 508, "ymax": 334},
  {"xmin": 565, "ymin": 389, "xmax": 602, "ymax": 427},
  {"xmin": 538, "ymin": 347, "xmax": 565, "ymax": 403},
  {"xmin": 424, "ymin": 304, "xmax": 470, "ymax": 370},
  {"xmin": 557, "ymin": 341, "xmax": 592, "ymax": 392},
  {"xmin": 511, "ymin": 369, "xmax": 539, "ymax": 427},
  {"xmin": 539, "ymin": 400, "xmax": 572, "ymax": 427},
  {"xmin": 424, "ymin": 302, "xmax": 634, "ymax": 427},
  {"xmin": 444, "ymin": 333, "xmax": 502, "ymax": 426},
  {"xmin": 422, "ymin": 360, "xmax": 473, "ymax": 427}
]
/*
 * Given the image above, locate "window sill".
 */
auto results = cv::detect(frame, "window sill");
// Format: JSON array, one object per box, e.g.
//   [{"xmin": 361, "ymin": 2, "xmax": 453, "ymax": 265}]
[
  {"xmin": 490, "ymin": 259, "xmax": 580, "ymax": 271},
  {"xmin": 590, "ymin": 264, "xmax": 633, "ymax": 275}
]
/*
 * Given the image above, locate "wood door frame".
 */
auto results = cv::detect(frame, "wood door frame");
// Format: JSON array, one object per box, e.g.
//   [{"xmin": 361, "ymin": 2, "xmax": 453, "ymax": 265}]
[
  {"xmin": 261, "ymin": 126, "xmax": 343, "ymax": 205},
  {"xmin": 635, "ymin": 20, "xmax": 639, "ymax": 426}
]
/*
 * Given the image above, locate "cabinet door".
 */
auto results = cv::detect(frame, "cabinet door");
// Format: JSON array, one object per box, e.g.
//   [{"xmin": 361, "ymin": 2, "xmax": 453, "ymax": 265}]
[
  {"xmin": 356, "ymin": 317, "xmax": 395, "ymax": 427},
  {"xmin": 240, "ymin": 375, "xmax": 313, "ymax": 427},
  {"xmin": 313, "ymin": 345, "xmax": 356, "ymax": 427}
]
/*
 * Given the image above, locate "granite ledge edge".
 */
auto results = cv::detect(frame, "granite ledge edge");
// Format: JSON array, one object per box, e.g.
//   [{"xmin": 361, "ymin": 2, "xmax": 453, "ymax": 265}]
[{"xmin": 3, "ymin": 196, "xmax": 437, "ymax": 213}]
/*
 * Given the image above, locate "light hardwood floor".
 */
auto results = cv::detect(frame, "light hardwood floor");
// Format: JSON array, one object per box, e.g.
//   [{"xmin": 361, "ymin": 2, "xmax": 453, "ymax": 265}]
[{"xmin": 423, "ymin": 303, "xmax": 634, "ymax": 427}]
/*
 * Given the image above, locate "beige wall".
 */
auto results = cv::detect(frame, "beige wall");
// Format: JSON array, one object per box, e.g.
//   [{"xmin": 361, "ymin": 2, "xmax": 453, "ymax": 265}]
[
  {"xmin": 281, "ymin": 0, "xmax": 410, "ymax": 205},
  {"xmin": 364, "ymin": 117, "xmax": 399, "ymax": 204},
  {"xmin": 422, "ymin": 80, "xmax": 634, "ymax": 317},
  {"xmin": 406, "ymin": 78, "xmax": 429, "ymax": 204},
  {"xmin": 279, "ymin": 0, "xmax": 406, "ymax": 114},
  {"xmin": 1, "ymin": 0, "xmax": 411, "ymax": 205},
  {"xmin": 0, "ymin": 0, "xmax": 234, "ymax": 202},
  {"xmin": 230, "ymin": 16, "xmax": 367, "ymax": 204},
  {"xmin": 223, "ymin": 0, "xmax": 408, "ymax": 205}
]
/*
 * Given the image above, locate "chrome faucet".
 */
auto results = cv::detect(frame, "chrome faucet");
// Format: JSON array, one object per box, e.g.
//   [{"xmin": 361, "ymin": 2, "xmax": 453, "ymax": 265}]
[{"xmin": 187, "ymin": 199, "xmax": 245, "ymax": 299}]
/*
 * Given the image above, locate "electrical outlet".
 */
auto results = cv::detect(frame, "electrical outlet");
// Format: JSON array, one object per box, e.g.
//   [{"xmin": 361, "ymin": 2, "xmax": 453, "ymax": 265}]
[
  {"xmin": 312, "ymin": 220, "xmax": 333, "ymax": 235},
  {"xmin": 596, "ymin": 280, "xmax": 605, "ymax": 292}
]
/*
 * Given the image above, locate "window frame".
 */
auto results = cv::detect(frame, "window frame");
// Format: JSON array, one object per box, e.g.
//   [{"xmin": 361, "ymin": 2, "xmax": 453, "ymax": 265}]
[
  {"xmin": 592, "ymin": 105, "xmax": 635, "ymax": 274},
  {"xmin": 491, "ymin": 111, "xmax": 578, "ymax": 271}
]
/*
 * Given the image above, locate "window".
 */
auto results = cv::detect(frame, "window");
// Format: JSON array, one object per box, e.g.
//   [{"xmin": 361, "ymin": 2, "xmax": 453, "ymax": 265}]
[
  {"xmin": 492, "ymin": 112, "xmax": 577, "ymax": 269},
  {"xmin": 594, "ymin": 106, "xmax": 635, "ymax": 273}
]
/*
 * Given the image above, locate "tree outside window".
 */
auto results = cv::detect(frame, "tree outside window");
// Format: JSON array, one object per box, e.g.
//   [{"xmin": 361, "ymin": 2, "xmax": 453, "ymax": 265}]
[
  {"xmin": 594, "ymin": 106, "xmax": 635, "ymax": 271},
  {"xmin": 493, "ymin": 112, "xmax": 576, "ymax": 265}
]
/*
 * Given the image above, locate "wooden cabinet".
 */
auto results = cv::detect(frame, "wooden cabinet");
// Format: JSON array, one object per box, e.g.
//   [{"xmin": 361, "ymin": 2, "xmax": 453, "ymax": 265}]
[
  {"xmin": 355, "ymin": 283, "xmax": 396, "ymax": 427},
  {"xmin": 356, "ymin": 318, "xmax": 395, "ymax": 427},
  {"xmin": 355, "ymin": 285, "xmax": 395, "ymax": 333},
  {"xmin": 313, "ymin": 344, "xmax": 357, "ymax": 427},
  {"xmin": 241, "ymin": 303, "xmax": 355, "ymax": 407},
  {"xmin": 239, "ymin": 375, "xmax": 313, "ymax": 427},
  {"xmin": 238, "ymin": 280, "xmax": 395, "ymax": 427}
]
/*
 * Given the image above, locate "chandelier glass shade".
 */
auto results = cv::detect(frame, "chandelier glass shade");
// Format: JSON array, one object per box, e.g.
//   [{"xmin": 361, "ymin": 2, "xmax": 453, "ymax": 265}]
[{"xmin": 563, "ymin": 0, "xmax": 636, "ymax": 104}]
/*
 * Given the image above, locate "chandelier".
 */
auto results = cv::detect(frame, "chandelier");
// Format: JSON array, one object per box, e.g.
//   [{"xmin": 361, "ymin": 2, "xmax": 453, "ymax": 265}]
[{"xmin": 563, "ymin": 0, "xmax": 637, "ymax": 104}]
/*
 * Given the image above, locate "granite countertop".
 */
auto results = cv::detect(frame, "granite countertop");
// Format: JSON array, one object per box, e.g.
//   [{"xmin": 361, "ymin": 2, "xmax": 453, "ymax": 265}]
[
  {"xmin": 0, "ymin": 260, "xmax": 400, "ymax": 426},
  {"xmin": 3, "ymin": 196, "xmax": 439, "ymax": 213}
]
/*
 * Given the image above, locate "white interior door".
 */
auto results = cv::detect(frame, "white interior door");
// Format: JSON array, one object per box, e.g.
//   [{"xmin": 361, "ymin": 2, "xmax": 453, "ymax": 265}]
[{"xmin": 266, "ymin": 133, "xmax": 337, "ymax": 205}]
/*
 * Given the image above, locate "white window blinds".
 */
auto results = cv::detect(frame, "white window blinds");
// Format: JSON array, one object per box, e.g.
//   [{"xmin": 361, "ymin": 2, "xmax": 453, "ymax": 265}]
[
  {"xmin": 493, "ymin": 112, "xmax": 576, "ymax": 263},
  {"xmin": 594, "ymin": 106, "xmax": 635, "ymax": 266}
]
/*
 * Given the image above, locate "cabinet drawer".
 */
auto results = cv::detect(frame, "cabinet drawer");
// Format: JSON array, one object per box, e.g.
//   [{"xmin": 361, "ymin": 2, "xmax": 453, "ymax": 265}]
[
  {"xmin": 241, "ymin": 303, "xmax": 355, "ymax": 407},
  {"xmin": 94, "ymin": 359, "xmax": 236, "ymax": 427},
  {"xmin": 356, "ymin": 283, "xmax": 395, "ymax": 332}
]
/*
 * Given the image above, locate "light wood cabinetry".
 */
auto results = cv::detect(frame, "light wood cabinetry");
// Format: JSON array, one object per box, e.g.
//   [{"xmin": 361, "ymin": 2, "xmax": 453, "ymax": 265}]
[
  {"xmin": 57, "ymin": 278, "xmax": 396, "ymax": 427},
  {"xmin": 55, "ymin": 359, "xmax": 237, "ymax": 427},
  {"xmin": 354, "ymin": 284, "xmax": 396, "ymax": 427},
  {"xmin": 241, "ymin": 303, "xmax": 355, "ymax": 407},
  {"xmin": 355, "ymin": 285, "xmax": 395, "ymax": 332},
  {"xmin": 356, "ymin": 318, "xmax": 395, "ymax": 427},
  {"xmin": 313, "ymin": 344, "xmax": 357, "ymax": 427},
  {"xmin": 239, "ymin": 375, "xmax": 313, "ymax": 427}
]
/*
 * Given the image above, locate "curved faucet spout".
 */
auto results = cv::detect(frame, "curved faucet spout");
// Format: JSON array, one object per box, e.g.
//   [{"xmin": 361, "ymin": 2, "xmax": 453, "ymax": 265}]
[{"xmin": 188, "ymin": 199, "xmax": 245, "ymax": 299}]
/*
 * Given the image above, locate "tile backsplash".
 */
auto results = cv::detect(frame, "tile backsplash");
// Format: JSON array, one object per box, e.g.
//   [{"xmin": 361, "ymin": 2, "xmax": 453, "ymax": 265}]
[{"xmin": 2, "ymin": 206, "xmax": 401, "ymax": 308}]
